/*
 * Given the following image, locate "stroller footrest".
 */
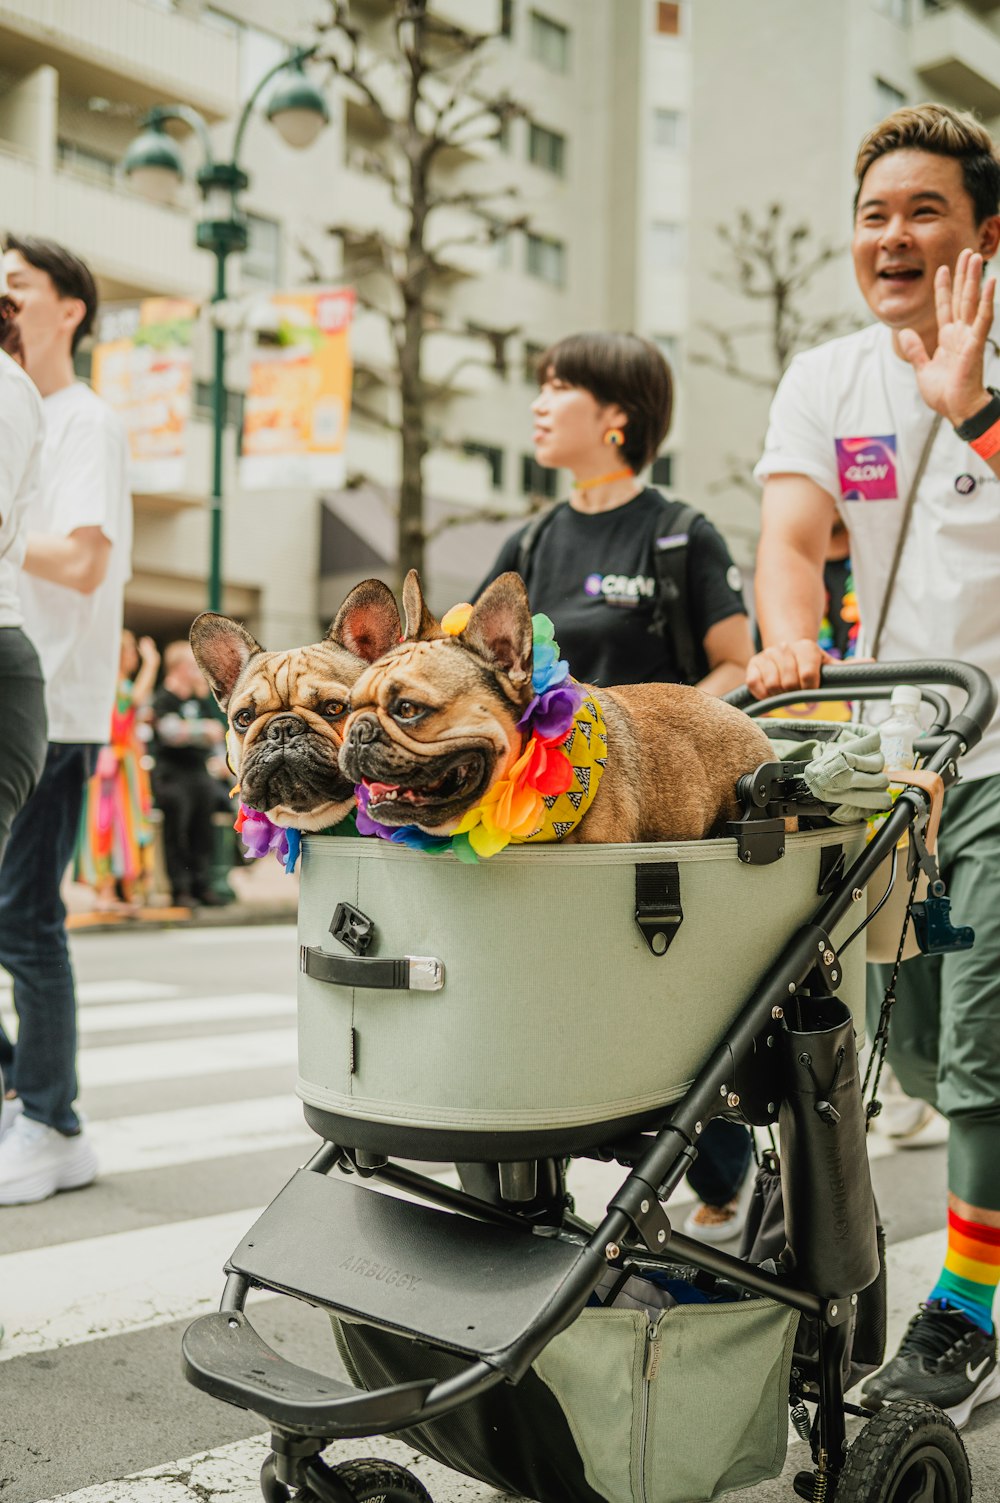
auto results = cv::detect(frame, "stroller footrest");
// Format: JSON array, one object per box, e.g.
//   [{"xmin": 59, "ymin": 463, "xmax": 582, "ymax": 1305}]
[
  {"xmin": 225, "ymin": 1168, "xmax": 597, "ymax": 1368},
  {"xmin": 182, "ymin": 1309, "xmax": 436, "ymax": 1437}
]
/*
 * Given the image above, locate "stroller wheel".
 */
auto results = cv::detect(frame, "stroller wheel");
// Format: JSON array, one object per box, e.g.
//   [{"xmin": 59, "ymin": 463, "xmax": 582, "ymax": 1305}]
[
  {"xmin": 310, "ymin": 1458, "xmax": 434, "ymax": 1503},
  {"xmin": 832, "ymin": 1399, "xmax": 971, "ymax": 1502},
  {"xmin": 260, "ymin": 1453, "xmax": 293, "ymax": 1502}
]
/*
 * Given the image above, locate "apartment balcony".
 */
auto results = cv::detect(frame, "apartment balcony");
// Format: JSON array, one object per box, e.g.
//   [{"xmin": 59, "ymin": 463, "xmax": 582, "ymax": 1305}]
[
  {"xmin": 336, "ymin": 162, "xmax": 406, "ymax": 244},
  {"xmin": 351, "ymin": 307, "xmax": 495, "ymax": 395},
  {"xmin": 50, "ymin": 164, "xmax": 210, "ymax": 299},
  {"xmin": 345, "ymin": 423, "xmax": 493, "ymax": 508},
  {"xmin": 0, "ymin": 0, "xmax": 239, "ymax": 120},
  {"xmin": 911, "ymin": 2, "xmax": 1000, "ymax": 116}
]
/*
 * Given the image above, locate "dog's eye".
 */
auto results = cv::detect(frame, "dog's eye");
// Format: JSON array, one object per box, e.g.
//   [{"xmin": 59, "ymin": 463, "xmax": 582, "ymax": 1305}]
[
  {"xmin": 233, "ymin": 707, "xmax": 253, "ymax": 731},
  {"xmin": 392, "ymin": 699, "xmax": 424, "ymax": 722},
  {"xmin": 319, "ymin": 700, "xmax": 346, "ymax": 719}
]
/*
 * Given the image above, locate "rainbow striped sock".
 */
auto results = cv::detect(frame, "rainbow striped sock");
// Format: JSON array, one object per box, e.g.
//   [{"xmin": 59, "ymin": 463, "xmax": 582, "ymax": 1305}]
[{"xmin": 928, "ymin": 1208, "xmax": 1000, "ymax": 1334}]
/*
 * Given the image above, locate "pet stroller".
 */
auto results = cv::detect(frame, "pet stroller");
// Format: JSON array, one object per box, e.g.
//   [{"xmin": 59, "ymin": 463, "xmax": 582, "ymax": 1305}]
[{"xmin": 182, "ymin": 660, "xmax": 995, "ymax": 1503}]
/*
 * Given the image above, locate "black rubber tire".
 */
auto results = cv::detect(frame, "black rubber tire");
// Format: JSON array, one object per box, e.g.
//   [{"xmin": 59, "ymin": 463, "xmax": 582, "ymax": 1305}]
[
  {"xmin": 834, "ymin": 1400, "xmax": 972, "ymax": 1502},
  {"xmin": 319, "ymin": 1459, "xmax": 433, "ymax": 1503}
]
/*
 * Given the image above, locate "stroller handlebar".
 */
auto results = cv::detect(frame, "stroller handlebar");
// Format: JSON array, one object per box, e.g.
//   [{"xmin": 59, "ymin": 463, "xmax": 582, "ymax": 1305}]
[{"xmin": 727, "ymin": 659, "xmax": 997, "ymax": 756}]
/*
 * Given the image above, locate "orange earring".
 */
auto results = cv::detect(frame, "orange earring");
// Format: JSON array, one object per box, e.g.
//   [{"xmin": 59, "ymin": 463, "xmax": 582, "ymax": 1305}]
[{"xmin": 604, "ymin": 427, "xmax": 625, "ymax": 448}]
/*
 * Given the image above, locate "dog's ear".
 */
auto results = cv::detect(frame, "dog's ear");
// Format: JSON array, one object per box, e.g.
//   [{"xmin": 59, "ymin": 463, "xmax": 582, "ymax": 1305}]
[
  {"xmin": 401, "ymin": 569, "xmax": 441, "ymax": 641},
  {"xmin": 461, "ymin": 572, "xmax": 534, "ymax": 689},
  {"xmin": 190, "ymin": 613, "xmax": 263, "ymax": 709},
  {"xmin": 328, "ymin": 579, "xmax": 401, "ymax": 663}
]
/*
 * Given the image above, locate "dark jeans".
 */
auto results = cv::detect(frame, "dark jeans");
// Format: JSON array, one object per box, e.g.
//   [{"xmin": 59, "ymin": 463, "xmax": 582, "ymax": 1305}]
[
  {"xmin": 686, "ymin": 1117, "xmax": 753, "ymax": 1206},
  {"xmin": 0, "ymin": 627, "xmax": 47, "ymax": 867},
  {"xmin": 0, "ymin": 739, "xmax": 97, "ymax": 1133},
  {"xmin": 152, "ymin": 766, "xmax": 219, "ymax": 902}
]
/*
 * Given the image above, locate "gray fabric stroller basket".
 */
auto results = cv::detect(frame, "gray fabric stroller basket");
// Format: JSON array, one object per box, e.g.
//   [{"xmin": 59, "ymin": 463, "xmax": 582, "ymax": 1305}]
[
  {"xmin": 297, "ymin": 826, "xmax": 868, "ymax": 1159},
  {"xmin": 334, "ymin": 1277, "xmax": 800, "ymax": 1503}
]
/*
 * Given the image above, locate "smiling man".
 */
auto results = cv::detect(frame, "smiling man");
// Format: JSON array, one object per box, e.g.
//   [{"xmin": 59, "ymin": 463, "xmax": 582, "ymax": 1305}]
[{"xmin": 749, "ymin": 105, "xmax": 1000, "ymax": 1428}]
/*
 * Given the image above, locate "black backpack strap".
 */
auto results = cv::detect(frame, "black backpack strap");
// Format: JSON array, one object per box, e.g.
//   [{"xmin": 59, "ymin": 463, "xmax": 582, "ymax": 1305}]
[
  {"xmin": 648, "ymin": 498, "xmax": 706, "ymax": 686},
  {"xmin": 515, "ymin": 503, "xmax": 561, "ymax": 582}
]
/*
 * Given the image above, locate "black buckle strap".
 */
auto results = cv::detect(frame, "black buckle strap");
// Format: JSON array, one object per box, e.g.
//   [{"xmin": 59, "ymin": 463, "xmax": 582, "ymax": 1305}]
[{"xmin": 635, "ymin": 862, "xmax": 683, "ymax": 956}]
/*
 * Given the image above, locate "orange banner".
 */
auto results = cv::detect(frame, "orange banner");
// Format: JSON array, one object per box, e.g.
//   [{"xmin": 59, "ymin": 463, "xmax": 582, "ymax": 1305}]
[
  {"xmin": 92, "ymin": 299, "xmax": 196, "ymax": 493},
  {"xmin": 240, "ymin": 288, "xmax": 355, "ymax": 490}
]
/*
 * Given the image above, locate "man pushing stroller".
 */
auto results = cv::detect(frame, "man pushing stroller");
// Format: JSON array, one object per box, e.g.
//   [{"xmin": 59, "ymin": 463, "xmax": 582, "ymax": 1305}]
[{"xmin": 750, "ymin": 102, "xmax": 1000, "ymax": 1429}]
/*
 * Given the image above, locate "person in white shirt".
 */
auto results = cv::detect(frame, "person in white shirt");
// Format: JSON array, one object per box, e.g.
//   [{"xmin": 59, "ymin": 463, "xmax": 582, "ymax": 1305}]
[
  {"xmin": 750, "ymin": 104, "xmax": 1000, "ymax": 1428},
  {"xmin": 0, "ymin": 236, "xmax": 132, "ymax": 1205},
  {"xmin": 0, "ymin": 287, "xmax": 46, "ymax": 867}
]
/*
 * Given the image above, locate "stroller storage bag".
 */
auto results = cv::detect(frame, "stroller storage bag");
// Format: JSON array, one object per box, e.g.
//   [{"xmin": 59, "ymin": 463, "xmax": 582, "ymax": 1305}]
[{"xmin": 335, "ymin": 1290, "xmax": 799, "ymax": 1503}]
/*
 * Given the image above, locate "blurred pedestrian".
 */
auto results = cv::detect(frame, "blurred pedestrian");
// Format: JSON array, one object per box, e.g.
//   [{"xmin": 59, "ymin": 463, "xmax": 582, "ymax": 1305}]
[
  {"xmin": 74, "ymin": 629, "xmax": 160, "ymax": 913},
  {"xmin": 150, "ymin": 640, "xmax": 227, "ymax": 909},
  {"xmin": 0, "ymin": 235, "xmax": 132, "ymax": 1205}
]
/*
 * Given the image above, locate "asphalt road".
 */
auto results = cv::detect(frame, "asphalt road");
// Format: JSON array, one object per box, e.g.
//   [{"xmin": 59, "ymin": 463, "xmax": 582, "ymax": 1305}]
[{"xmin": 1, "ymin": 923, "xmax": 998, "ymax": 1503}]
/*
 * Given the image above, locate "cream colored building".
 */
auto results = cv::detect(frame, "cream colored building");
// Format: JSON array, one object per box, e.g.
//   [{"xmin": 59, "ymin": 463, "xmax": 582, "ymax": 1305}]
[{"xmin": 0, "ymin": 0, "xmax": 697, "ymax": 641}]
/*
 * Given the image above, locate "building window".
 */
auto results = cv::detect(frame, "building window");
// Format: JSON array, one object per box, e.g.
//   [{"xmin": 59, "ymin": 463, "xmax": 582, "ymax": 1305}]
[
  {"xmin": 651, "ymin": 454, "xmax": 673, "ymax": 487},
  {"xmin": 497, "ymin": 115, "xmax": 512, "ymax": 154},
  {"xmin": 529, "ymin": 11, "xmax": 570, "ymax": 72},
  {"xmin": 650, "ymin": 221, "xmax": 686, "ymax": 269},
  {"xmin": 523, "ymin": 340, "xmax": 547, "ymax": 383},
  {"xmin": 655, "ymin": 2, "xmax": 682, "ymax": 36},
  {"xmin": 652, "ymin": 109, "xmax": 685, "ymax": 150},
  {"xmin": 522, "ymin": 453, "xmax": 558, "ymax": 498},
  {"xmin": 653, "ymin": 334, "xmax": 680, "ymax": 369},
  {"xmin": 194, "ymin": 382, "xmax": 244, "ymax": 428},
  {"xmin": 874, "ymin": 77, "xmax": 906, "ymax": 119},
  {"xmin": 528, "ymin": 122, "xmax": 567, "ymax": 176},
  {"xmin": 464, "ymin": 441, "xmax": 505, "ymax": 490},
  {"xmin": 500, "ymin": 0, "xmax": 515, "ymax": 37},
  {"xmin": 243, "ymin": 212, "xmax": 282, "ymax": 286},
  {"xmin": 526, "ymin": 233, "xmax": 566, "ymax": 286},
  {"xmin": 57, "ymin": 138, "xmax": 116, "ymax": 186}
]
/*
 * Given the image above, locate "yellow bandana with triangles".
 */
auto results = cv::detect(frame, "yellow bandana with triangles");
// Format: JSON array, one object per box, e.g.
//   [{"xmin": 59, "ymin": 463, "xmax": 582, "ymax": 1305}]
[{"xmin": 519, "ymin": 693, "xmax": 607, "ymax": 843}]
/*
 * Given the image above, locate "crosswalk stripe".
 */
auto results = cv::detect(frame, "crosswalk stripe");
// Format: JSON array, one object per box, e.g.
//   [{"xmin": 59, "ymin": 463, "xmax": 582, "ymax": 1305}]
[
  {"xmin": 75, "ymin": 980, "xmax": 182, "ymax": 1005},
  {"xmin": 0, "ymin": 1207, "xmax": 264, "ymax": 1363},
  {"xmin": 79, "ymin": 1028, "xmax": 298, "ymax": 1088},
  {"xmin": 79, "ymin": 991, "xmax": 295, "ymax": 1034},
  {"xmin": 88, "ymin": 1096, "xmax": 313, "ymax": 1176}
]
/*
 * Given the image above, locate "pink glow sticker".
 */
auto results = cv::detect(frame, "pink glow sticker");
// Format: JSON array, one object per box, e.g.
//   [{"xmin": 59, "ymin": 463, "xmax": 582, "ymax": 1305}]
[{"xmin": 835, "ymin": 435, "xmax": 898, "ymax": 500}]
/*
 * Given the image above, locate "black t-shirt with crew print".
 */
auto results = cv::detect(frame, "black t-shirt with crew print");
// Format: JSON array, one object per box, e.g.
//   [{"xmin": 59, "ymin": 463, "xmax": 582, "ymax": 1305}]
[{"xmin": 476, "ymin": 488, "xmax": 746, "ymax": 687}]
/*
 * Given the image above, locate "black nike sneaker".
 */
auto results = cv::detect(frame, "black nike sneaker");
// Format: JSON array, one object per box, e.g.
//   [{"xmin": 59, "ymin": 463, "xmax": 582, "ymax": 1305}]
[{"xmin": 862, "ymin": 1299, "xmax": 1000, "ymax": 1428}]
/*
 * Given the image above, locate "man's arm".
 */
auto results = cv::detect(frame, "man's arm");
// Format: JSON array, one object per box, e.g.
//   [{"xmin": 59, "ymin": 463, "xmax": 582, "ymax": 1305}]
[
  {"xmin": 747, "ymin": 473, "xmax": 837, "ymax": 699},
  {"xmin": 22, "ymin": 525, "xmax": 111, "ymax": 594}
]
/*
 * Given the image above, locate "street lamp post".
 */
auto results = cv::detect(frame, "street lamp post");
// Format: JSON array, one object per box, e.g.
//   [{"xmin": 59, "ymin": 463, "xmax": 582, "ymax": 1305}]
[{"xmin": 123, "ymin": 50, "xmax": 329, "ymax": 613}]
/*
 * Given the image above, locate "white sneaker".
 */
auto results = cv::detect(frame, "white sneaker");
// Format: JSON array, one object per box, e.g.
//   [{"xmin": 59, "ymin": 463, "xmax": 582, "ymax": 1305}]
[
  {"xmin": 0, "ymin": 1094, "xmax": 23, "ymax": 1143},
  {"xmin": 682, "ymin": 1168, "xmax": 754, "ymax": 1245},
  {"xmin": 0, "ymin": 1114, "xmax": 97, "ymax": 1205}
]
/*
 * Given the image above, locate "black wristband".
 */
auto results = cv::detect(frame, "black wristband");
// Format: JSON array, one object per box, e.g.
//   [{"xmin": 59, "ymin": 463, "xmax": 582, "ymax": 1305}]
[{"xmin": 953, "ymin": 388, "xmax": 1000, "ymax": 441}]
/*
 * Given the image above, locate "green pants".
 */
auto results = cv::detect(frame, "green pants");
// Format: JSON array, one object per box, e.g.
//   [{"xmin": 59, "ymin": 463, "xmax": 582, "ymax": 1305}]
[{"xmin": 867, "ymin": 773, "xmax": 1000, "ymax": 1211}]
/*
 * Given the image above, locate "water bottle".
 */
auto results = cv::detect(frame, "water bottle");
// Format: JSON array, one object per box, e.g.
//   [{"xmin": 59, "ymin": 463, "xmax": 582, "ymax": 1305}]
[{"xmin": 880, "ymin": 685, "xmax": 923, "ymax": 770}]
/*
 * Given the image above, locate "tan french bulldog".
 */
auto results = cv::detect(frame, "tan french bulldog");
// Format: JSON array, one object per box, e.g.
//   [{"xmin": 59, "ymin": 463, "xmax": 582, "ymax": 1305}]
[
  {"xmin": 190, "ymin": 579, "xmax": 401, "ymax": 831},
  {"xmin": 339, "ymin": 570, "xmax": 774, "ymax": 843}
]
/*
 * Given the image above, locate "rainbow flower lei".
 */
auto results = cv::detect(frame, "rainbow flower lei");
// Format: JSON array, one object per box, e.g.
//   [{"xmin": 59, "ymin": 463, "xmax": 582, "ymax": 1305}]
[{"xmin": 354, "ymin": 607, "xmax": 586, "ymax": 863}]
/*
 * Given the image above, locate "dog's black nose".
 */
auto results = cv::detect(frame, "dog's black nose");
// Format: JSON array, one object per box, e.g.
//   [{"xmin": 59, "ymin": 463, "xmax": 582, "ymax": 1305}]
[
  {"xmin": 265, "ymin": 715, "xmax": 305, "ymax": 745},
  {"xmin": 348, "ymin": 714, "xmax": 379, "ymax": 745}
]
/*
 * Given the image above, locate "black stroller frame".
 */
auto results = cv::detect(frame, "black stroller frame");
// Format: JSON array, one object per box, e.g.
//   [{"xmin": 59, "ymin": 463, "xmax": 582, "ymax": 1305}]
[{"xmin": 182, "ymin": 660, "xmax": 997, "ymax": 1503}]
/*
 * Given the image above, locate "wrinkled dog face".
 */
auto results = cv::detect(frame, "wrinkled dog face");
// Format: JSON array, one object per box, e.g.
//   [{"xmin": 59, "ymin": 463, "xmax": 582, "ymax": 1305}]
[
  {"xmin": 190, "ymin": 580, "xmax": 401, "ymax": 830},
  {"xmin": 339, "ymin": 571, "xmax": 535, "ymax": 833}
]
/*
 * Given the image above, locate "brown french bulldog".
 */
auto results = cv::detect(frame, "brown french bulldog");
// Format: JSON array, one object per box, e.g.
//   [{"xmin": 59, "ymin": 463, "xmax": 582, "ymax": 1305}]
[
  {"xmin": 339, "ymin": 570, "xmax": 774, "ymax": 843},
  {"xmin": 190, "ymin": 579, "xmax": 401, "ymax": 831}
]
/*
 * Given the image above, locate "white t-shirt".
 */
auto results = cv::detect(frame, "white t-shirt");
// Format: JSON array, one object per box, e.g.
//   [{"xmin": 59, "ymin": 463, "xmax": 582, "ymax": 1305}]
[
  {"xmin": 755, "ymin": 320, "xmax": 1000, "ymax": 782},
  {"xmin": 18, "ymin": 382, "xmax": 133, "ymax": 743},
  {"xmin": 0, "ymin": 351, "xmax": 44, "ymax": 629}
]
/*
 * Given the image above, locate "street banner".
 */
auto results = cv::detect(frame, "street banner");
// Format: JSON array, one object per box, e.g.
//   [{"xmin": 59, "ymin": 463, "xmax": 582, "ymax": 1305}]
[
  {"xmin": 239, "ymin": 288, "xmax": 356, "ymax": 490},
  {"xmin": 92, "ymin": 299, "xmax": 196, "ymax": 493}
]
